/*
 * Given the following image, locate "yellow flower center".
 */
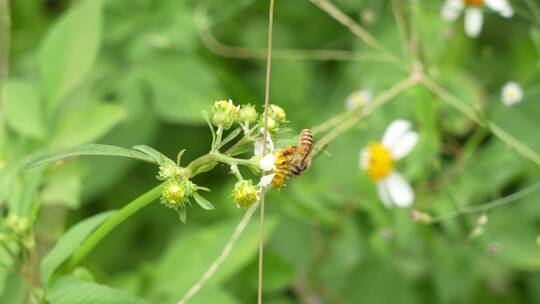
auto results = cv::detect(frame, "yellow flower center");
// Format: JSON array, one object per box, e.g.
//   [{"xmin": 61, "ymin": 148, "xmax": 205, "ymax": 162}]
[
  {"xmin": 365, "ymin": 142, "xmax": 394, "ymax": 181},
  {"xmin": 464, "ymin": 0, "xmax": 484, "ymax": 7}
]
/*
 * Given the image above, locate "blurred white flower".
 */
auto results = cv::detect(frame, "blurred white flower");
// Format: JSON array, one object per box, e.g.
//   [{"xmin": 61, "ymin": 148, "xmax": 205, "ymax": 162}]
[
  {"xmin": 345, "ymin": 89, "xmax": 372, "ymax": 111},
  {"xmin": 477, "ymin": 214, "xmax": 488, "ymax": 225},
  {"xmin": 360, "ymin": 120, "xmax": 419, "ymax": 208},
  {"xmin": 501, "ymin": 81, "xmax": 523, "ymax": 106},
  {"xmin": 254, "ymin": 128, "xmax": 277, "ymax": 187},
  {"xmin": 441, "ymin": 0, "xmax": 514, "ymax": 38}
]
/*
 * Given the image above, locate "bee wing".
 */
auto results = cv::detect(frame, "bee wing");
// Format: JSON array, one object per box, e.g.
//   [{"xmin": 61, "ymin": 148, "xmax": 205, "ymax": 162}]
[{"xmin": 311, "ymin": 144, "xmax": 330, "ymax": 161}]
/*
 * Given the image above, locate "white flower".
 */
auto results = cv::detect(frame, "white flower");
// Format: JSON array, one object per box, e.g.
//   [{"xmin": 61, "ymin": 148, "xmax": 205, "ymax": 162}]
[
  {"xmin": 360, "ymin": 119, "xmax": 418, "ymax": 208},
  {"xmin": 501, "ymin": 81, "xmax": 523, "ymax": 106},
  {"xmin": 441, "ymin": 0, "xmax": 514, "ymax": 38},
  {"xmin": 345, "ymin": 89, "xmax": 372, "ymax": 111},
  {"xmin": 254, "ymin": 128, "xmax": 277, "ymax": 188}
]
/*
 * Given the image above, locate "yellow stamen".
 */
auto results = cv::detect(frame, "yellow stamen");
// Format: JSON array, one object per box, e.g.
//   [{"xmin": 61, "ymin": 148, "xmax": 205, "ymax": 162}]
[
  {"xmin": 464, "ymin": 0, "xmax": 484, "ymax": 6},
  {"xmin": 365, "ymin": 142, "xmax": 394, "ymax": 181}
]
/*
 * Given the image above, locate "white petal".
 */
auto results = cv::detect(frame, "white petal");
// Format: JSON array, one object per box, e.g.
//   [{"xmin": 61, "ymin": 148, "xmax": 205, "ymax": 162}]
[
  {"xmin": 377, "ymin": 182, "xmax": 392, "ymax": 208},
  {"xmin": 359, "ymin": 148, "xmax": 370, "ymax": 170},
  {"xmin": 388, "ymin": 131, "xmax": 419, "ymax": 160},
  {"xmin": 253, "ymin": 141, "xmax": 263, "ymax": 156},
  {"xmin": 259, "ymin": 153, "xmax": 276, "ymax": 171},
  {"xmin": 345, "ymin": 89, "xmax": 373, "ymax": 111},
  {"xmin": 441, "ymin": 0, "xmax": 464, "ymax": 22},
  {"xmin": 485, "ymin": 0, "xmax": 514, "ymax": 17},
  {"xmin": 385, "ymin": 172, "xmax": 414, "ymax": 208},
  {"xmin": 382, "ymin": 119, "xmax": 412, "ymax": 148},
  {"xmin": 464, "ymin": 8, "xmax": 483, "ymax": 38},
  {"xmin": 259, "ymin": 173, "xmax": 276, "ymax": 187},
  {"xmin": 259, "ymin": 128, "xmax": 275, "ymax": 152},
  {"xmin": 501, "ymin": 81, "xmax": 523, "ymax": 106},
  {"xmin": 254, "ymin": 128, "xmax": 275, "ymax": 157}
]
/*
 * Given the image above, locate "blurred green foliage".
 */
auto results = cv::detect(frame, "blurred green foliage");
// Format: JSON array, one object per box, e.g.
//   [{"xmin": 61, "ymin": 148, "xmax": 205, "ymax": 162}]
[{"xmin": 1, "ymin": 0, "xmax": 540, "ymax": 303}]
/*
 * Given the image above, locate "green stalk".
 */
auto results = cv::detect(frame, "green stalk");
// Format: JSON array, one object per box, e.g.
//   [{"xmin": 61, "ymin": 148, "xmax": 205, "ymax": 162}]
[{"xmin": 61, "ymin": 184, "xmax": 163, "ymax": 273}]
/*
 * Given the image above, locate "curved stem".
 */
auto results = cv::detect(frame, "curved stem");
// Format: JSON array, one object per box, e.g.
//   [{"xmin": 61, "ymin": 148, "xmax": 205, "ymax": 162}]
[
  {"xmin": 61, "ymin": 184, "xmax": 163, "ymax": 273},
  {"xmin": 430, "ymin": 182, "xmax": 540, "ymax": 223}
]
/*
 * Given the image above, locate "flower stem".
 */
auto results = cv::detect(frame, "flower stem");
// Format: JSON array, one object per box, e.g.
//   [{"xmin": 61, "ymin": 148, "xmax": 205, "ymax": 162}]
[{"xmin": 60, "ymin": 184, "xmax": 163, "ymax": 273}]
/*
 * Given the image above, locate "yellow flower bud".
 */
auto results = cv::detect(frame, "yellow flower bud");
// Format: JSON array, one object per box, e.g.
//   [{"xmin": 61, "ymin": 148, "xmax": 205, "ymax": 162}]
[
  {"xmin": 233, "ymin": 180, "xmax": 259, "ymax": 208},
  {"xmin": 212, "ymin": 99, "xmax": 239, "ymax": 129},
  {"xmin": 239, "ymin": 104, "xmax": 258, "ymax": 123},
  {"xmin": 161, "ymin": 180, "xmax": 193, "ymax": 209}
]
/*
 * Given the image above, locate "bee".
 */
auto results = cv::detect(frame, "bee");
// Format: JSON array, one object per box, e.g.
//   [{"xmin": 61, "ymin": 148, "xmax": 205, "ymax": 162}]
[
  {"xmin": 271, "ymin": 129, "xmax": 314, "ymax": 188},
  {"xmin": 290, "ymin": 128, "xmax": 314, "ymax": 176}
]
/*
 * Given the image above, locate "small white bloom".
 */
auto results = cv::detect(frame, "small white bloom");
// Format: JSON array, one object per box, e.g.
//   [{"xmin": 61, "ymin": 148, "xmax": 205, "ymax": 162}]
[
  {"xmin": 501, "ymin": 81, "xmax": 523, "ymax": 106},
  {"xmin": 254, "ymin": 128, "xmax": 277, "ymax": 188},
  {"xmin": 345, "ymin": 89, "xmax": 372, "ymax": 111},
  {"xmin": 477, "ymin": 214, "xmax": 488, "ymax": 226},
  {"xmin": 259, "ymin": 154, "xmax": 276, "ymax": 172},
  {"xmin": 441, "ymin": 0, "xmax": 514, "ymax": 38},
  {"xmin": 253, "ymin": 128, "xmax": 275, "ymax": 157},
  {"xmin": 258, "ymin": 173, "xmax": 276, "ymax": 188},
  {"xmin": 360, "ymin": 119, "xmax": 418, "ymax": 208}
]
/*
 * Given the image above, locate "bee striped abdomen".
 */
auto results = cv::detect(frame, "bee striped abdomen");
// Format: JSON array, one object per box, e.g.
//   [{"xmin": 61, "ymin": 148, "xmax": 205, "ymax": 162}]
[{"xmin": 298, "ymin": 129, "xmax": 313, "ymax": 161}]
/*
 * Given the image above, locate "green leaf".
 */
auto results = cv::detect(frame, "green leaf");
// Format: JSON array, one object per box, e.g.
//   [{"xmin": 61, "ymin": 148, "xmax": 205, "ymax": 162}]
[
  {"xmin": 0, "ymin": 160, "xmax": 23, "ymax": 205},
  {"xmin": 52, "ymin": 102, "xmax": 127, "ymax": 148},
  {"xmin": 27, "ymin": 144, "xmax": 158, "ymax": 168},
  {"xmin": 41, "ymin": 165, "xmax": 83, "ymax": 209},
  {"xmin": 530, "ymin": 27, "xmax": 540, "ymax": 57},
  {"xmin": 220, "ymin": 128, "xmax": 242, "ymax": 148},
  {"xmin": 0, "ymin": 272, "xmax": 27, "ymax": 304},
  {"xmin": 203, "ymin": 111, "xmax": 216, "ymax": 144},
  {"xmin": 40, "ymin": 211, "xmax": 115, "ymax": 286},
  {"xmin": 177, "ymin": 206, "xmax": 187, "ymax": 224},
  {"xmin": 2, "ymin": 80, "xmax": 46, "ymax": 139},
  {"xmin": 150, "ymin": 216, "xmax": 278, "ymax": 299},
  {"xmin": 46, "ymin": 276, "xmax": 146, "ymax": 304},
  {"xmin": 179, "ymin": 287, "xmax": 239, "ymax": 304},
  {"xmin": 140, "ymin": 56, "xmax": 222, "ymax": 124},
  {"xmin": 40, "ymin": 0, "xmax": 103, "ymax": 111},
  {"xmin": 132, "ymin": 145, "xmax": 175, "ymax": 166},
  {"xmin": 8, "ymin": 167, "xmax": 45, "ymax": 216},
  {"xmin": 192, "ymin": 192, "xmax": 214, "ymax": 210},
  {"xmin": 176, "ymin": 149, "xmax": 186, "ymax": 166}
]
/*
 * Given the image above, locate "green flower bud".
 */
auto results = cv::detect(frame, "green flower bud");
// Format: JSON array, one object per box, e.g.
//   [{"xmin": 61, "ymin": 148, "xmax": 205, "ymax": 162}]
[
  {"xmin": 258, "ymin": 116, "xmax": 278, "ymax": 133},
  {"xmin": 233, "ymin": 180, "xmax": 259, "ymax": 208},
  {"xmin": 410, "ymin": 209, "xmax": 431, "ymax": 224},
  {"xmin": 239, "ymin": 104, "xmax": 258, "ymax": 123},
  {"xmin": 268, "ymin": 104, "xmax": 286, "ymax": 124},
  {"xmin": 212, "ymin": 99, "xmax": 239, "ymax": 130},
  {"xmin": 161, "ymin": 180, "xmax": 194, "ymax": 209},
  {"xmin": 158, "ymin": 162, "xmax": 186, "ymax": 181},
  {"xmin": 5, "ymin": 214, "xmax": 29, "ymax": 235}
]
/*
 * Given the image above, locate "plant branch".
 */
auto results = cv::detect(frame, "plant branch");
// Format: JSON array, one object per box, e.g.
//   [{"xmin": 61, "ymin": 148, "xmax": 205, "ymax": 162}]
[
  {"xmin": 430, "ymin": 181, "xmax": 540, "ymax": 223},
  {"xmin": 309, "ymin": 0, "xmax": 406, "ymax": 68},
  {"xmin": 194, "ymin": 1, "xmax": 397, "ymax": 64},
  {"xmin": 317, "ymin": 75, "xmax": 419, "ymax": 148},
  {"xmin": 420, "ymin": 75, "xmax": 540, "ymax": 166}
]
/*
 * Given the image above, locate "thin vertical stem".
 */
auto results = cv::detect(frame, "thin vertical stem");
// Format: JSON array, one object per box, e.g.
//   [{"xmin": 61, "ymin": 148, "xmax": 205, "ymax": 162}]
[
  {"xmin": 259, "ymin": 0, "xmax": 275, "ymax": 303},
  {"xmin": 0, "ymin": 0, "xmax": 11, "ymax": 107},
  {"xmin": 177, "ymin": 203, "xmax": 259, "ymax": 304}
]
